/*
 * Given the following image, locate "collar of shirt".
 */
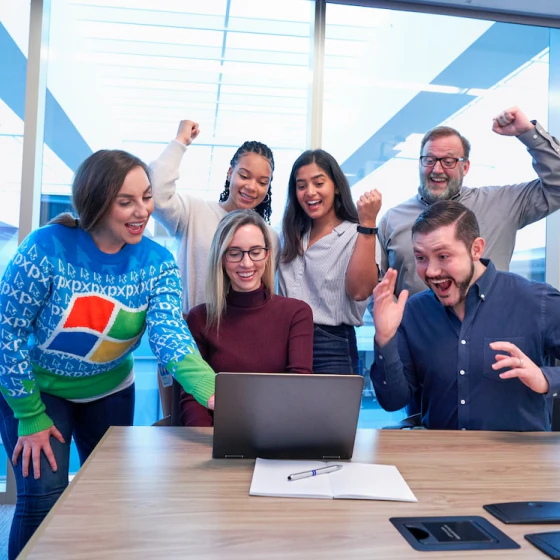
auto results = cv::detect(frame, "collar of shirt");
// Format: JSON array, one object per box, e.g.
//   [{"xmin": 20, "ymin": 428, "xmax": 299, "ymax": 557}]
[
  {"xmin": 442, "ymin": 258, "xmax": 495, "ymax": 326},
  {"xmin": 302, "ymin": 220, "xmax": 356, "ymax": 250},
  {"xmin": 332, "ymin": 220, "xmax": 355, "ymax": 236},
  {"xmin": 471, "ymin": 258, "xmax": 495, "ymax": 301}
]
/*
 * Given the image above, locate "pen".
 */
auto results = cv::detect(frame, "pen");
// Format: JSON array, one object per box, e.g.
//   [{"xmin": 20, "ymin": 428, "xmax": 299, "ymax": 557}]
[{"xmin": 287, "ymin": 464, "xmax": 343, "ymax": 481}]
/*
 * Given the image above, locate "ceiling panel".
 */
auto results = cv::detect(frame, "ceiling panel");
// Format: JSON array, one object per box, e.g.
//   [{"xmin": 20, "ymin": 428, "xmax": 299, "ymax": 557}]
[{"xmin": 374, "ymin": 0, "xmax": 560, "ymax": 19}]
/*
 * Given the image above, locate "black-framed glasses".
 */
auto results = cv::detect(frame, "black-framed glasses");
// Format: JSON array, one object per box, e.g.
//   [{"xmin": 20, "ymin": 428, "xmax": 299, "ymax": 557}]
[
  {"xmin": 419, "ymin": 156, "xmax": 466, "ymax": 169},
  {"xmin": 224, "ymin": 247, "xmax": 269, "ymax": 263}
]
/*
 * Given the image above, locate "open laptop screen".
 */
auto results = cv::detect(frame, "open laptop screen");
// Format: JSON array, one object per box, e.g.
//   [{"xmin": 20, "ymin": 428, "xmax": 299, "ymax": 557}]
[{"xmin": 212, "ymin": 372, "xmax": 363, "ymax": 459}]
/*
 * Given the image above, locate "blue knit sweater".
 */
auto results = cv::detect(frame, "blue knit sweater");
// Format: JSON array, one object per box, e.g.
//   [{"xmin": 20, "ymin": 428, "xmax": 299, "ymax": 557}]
[{"xmin": 0, "ymin": 225, "xmax": 214, "ymax": 435}]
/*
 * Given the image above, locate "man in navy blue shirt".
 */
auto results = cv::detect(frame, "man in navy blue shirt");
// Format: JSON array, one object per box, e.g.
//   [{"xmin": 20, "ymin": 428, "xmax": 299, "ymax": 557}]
[{"xmin": 371, "ymin": 200, "xmax": 560, "ymax": 431}]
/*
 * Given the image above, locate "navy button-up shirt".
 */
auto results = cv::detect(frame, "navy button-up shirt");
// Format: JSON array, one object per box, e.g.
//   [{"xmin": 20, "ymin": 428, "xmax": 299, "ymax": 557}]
[{"xmin": 371, "ymin": 260, "xmax": 560, "ymax": 431}]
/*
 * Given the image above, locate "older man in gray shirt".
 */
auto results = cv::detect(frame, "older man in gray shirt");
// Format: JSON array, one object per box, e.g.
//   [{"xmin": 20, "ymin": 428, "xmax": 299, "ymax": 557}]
[
  {"xmin": 377, "ymin": 106, "xmax": 560, "ymax": 416},
  {"xmin": 379, "ymin": 106, "xmax": 560, "ymax": 298}
]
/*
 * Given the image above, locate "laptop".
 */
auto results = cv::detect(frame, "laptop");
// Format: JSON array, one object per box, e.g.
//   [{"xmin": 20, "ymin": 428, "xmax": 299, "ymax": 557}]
[{"xmin": 212, "ymin": 372, "xmax": 363, "ymax": 459}]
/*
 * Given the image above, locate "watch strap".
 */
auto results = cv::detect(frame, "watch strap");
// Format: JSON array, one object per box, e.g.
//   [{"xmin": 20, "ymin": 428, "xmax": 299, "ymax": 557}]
[{"xmin": 357, "ymin": 225, "xmax": 378, "ymax": 235}]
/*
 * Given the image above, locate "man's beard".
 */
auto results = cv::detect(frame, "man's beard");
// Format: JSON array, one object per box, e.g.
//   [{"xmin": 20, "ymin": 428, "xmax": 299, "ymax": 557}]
[
  {"xmin": 426, "ymin": 259, "xmax": 475, "ymax": 308},
  {"xmin": 419, "ymin": 173, "xmax": 463, "ymax": 204}
]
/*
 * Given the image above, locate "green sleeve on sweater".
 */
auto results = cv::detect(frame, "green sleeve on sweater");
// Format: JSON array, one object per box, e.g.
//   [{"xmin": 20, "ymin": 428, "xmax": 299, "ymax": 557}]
[
  {"xmin": 1, "ymin": 382, "xmax": 53, "ymax": 436},
  {"xmin": 166, "ymin": 352, "xmax": 215, "ymax": 406}
]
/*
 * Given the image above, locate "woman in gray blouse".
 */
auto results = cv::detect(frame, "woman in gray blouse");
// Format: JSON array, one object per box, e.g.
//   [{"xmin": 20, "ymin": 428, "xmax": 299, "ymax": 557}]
[{"xmin": 278, "ymin": 149, "xmax": 382, "ymax": 374}]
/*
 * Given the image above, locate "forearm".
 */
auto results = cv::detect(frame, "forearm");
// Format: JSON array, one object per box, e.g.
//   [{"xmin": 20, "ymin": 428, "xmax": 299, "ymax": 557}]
[
  {"xmin": 148, "ymin": 260, "xmax": 214, "ymax": 406},
  {"xmin": 519, "ymin": 122, "xmax": 560, "ymax": 195},
  {"xmin": 167, "ymin": 352, "xmax": 215, "ymax": 407},
  {"xmin": 370, "ymin": 338, "xmax": 414, "ymax": 411},
  {"xmin": 1, "ymin": 387, "xmax": 53, "ymax": 436},
  {"xmin": 286, "ymin": 305, "xmax": 313, "ymax": 373},
  {"xmin": 0, "ymin": 231, "xmax": 52, "ymax": 436},
  {"xmin": 150, "ymin": 140, "xmax": 190, "ymax": 236},
  {"xmin": 345, "ymin": 233, "xmax": 378, "ymax": 301},
  {"xmin": 377, "ymin": 224, "xmax": 389, "ymax": 279}
]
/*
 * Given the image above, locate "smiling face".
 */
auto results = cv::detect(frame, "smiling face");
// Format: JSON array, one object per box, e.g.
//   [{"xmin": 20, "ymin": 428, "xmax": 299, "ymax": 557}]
[
  {"xmin": 223, "ymin": 153, "xmax": 272, "ymax": 212},
  {"xmin": 91, "ymin": 166, "xmax": 153, "ymax": 254},
  {"xmin": 223, "ymin": 224, "xmax": 270, "ymax": 293},
  {"xmin": 295, "ymin": 162, "xmax": 339, "ymax": 224},
  {"xmin": 419, "ymin": 134, "xmax": 470, "ymax": 203},
  {"xmin": 413, "ymin": 223, "xmax": 484, "ymax": 315}
]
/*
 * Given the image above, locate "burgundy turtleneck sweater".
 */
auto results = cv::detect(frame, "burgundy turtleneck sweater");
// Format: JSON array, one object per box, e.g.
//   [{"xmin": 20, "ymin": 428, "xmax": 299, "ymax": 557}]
[{"xmin": 180, "ymin": 285, "xmax": 313, "ymax": 426}]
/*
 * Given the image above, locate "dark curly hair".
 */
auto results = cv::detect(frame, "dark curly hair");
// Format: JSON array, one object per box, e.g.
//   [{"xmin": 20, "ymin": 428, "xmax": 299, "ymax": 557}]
[{"xmin": 218, "ymin": 141, "xmax": 274, "ymax": 224}]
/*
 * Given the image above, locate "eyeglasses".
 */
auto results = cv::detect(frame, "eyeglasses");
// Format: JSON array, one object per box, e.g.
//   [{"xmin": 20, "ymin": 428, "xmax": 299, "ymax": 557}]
[
  {"xmin": 419, "ymin": 156, "xmax": 466, "ymax": 169},
  {"xmin": 224, "ymin": 247, "xmax": 269, "ymax": 263}
]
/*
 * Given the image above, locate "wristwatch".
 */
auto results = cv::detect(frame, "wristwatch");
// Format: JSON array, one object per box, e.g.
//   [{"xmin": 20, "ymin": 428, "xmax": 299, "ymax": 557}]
[{"xmin": 357, "ymin": 225, "xmax": 378, "ymax": 235}]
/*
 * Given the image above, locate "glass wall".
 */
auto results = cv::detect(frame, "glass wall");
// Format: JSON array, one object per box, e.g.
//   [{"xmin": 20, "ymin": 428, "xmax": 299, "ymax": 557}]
[
  {"xmin": 41, "ymin": 0, "xmax": 313, "ymax": 232},
  {"xmin": 0, "ymin": 2, "xmax": 30, "ymax": 277},
  {"xmin": 324, "ymin": 4, "xmax": 549, "ymax": 277},
  {"xmin": 39, "ymin": 0, "xmax": 314, "ymax": 428},
  {"xmin": 323, "ymin": 4, "xmax": 552, "ymax": 426},
  {"xmin": 0, "ymin": 0, "xmax": 30, "ymax": 494}
]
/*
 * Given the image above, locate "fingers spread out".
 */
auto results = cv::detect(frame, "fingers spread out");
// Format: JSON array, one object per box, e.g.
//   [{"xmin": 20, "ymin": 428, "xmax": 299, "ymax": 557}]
[
  {"xmin": 12, "ymin": 440, "xmax": 22, "ymax": 467},
  {"xmin": 22, "ymin": 444, "xmax": 31, "ymax": 478},
  {"xmin": 51, "ymin": 425, "xmax": 65, "ymax": 444},
  {"xmin": 32, "ymin": 446, "xmax": 42, "ymax": 479},
  {"xmin": 397, "ymin": 289, "xmax": 409, "ymax": 308},
  {"xmin": 43, "ymin": 445, "xmax": 58, "ymax": 474}
]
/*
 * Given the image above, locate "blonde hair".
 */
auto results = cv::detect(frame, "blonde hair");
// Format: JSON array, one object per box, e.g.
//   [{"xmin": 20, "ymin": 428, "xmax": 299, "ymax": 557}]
[{"xmin": 205, "ymin": 210, "xmax": 275, "ymax": 331}]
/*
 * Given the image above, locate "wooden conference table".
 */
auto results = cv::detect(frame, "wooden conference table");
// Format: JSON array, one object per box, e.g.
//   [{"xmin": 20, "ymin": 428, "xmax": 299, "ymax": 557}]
[{"xmin": 18, "ymin": 427, "xmax": 560, "ymax": 559}]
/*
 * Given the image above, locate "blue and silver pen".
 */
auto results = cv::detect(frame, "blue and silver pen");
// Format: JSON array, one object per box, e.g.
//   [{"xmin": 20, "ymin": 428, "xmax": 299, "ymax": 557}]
[{"xmin": 287, "ymin": 464, "xmax": 343, "ymax": 481}]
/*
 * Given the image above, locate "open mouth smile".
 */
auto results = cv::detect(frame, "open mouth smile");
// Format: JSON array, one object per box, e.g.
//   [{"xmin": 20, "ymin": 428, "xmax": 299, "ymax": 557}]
[
  {"xmin": 237, "ymin": 271, "xmax": 256, "ymax": 280},
  {"xmin": 125, "ymin": 222, "xmax": 146, "ymax": 235},
  {"xmin": 430, "ymin": 277, "xmax": 453, "ymax": 296},
  {"xmin": 239, "ymin": 192, "xmax": 257, "ymax": 202},
  {"xmin": 305, "ymin": 199, "xmax": 321, "ymax": 210},
  {"xmin": 429, "ymin": 175, "xmax": 448, "ymax": 186}
]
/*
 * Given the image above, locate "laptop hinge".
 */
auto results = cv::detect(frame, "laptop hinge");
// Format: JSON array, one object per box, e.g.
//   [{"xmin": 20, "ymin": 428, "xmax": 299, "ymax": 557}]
[
  {"xmin": 224, "ymin": 454, "xmax": 244, "ymax": 458},
  {"xmin": 323, "ymin": 456, "xmax": 340, "ymax": 459}
]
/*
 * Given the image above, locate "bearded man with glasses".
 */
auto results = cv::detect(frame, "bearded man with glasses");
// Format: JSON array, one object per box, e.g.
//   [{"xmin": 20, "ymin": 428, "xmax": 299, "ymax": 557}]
[
  {"xmin": 376, "ymin": 106, "xmax": 560, "ymax": 416},
  {"xmin": 379, "ymin": 106, "xmax": 560, "ymax": 298}
]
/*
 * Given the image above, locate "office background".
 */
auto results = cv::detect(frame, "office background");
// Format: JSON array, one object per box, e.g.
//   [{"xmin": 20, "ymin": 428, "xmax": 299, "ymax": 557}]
[{"xmin": 2, "ymin": 0, "xmax": 560, "ymax": 481}]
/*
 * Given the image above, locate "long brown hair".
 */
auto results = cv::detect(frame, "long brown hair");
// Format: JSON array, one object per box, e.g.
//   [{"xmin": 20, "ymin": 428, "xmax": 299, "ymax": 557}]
[{"xmin": 49, "ymin": 150, "xmax": 150, "ymax": 230}]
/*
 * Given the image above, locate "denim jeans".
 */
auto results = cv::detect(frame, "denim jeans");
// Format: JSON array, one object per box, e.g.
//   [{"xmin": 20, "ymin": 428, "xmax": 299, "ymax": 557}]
[
  {"xmin": 0, "ymin": 385, "xmax": 135, "ymax": 560},
  {"xmin": 312, "ymin": 324, "xmax": 359, "ymax": 374}
]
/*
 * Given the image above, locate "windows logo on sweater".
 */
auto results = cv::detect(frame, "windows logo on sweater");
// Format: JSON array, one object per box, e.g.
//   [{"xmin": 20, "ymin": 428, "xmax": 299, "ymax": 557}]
[{"xmin": 41, "ymin": 294, "xmax": 147, "ymax": 363}]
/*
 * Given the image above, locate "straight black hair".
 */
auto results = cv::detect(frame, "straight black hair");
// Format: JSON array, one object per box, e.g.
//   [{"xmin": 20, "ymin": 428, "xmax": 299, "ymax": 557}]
[{"xmin": 281, "ymin": 149, "xmax": 358, "ymax": 262}]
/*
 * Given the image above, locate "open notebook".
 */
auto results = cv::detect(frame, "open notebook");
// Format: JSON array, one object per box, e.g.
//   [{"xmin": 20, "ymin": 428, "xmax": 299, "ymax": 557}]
[{"xmin": 250, "ymin": 458, "xmax": 417, "ymax": 502}]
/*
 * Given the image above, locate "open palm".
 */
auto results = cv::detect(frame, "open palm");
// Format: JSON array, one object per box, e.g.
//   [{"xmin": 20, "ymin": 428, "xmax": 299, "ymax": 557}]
[{"xmin": 373, "ymin": 268, "xmax": 409, "ymax": 347}]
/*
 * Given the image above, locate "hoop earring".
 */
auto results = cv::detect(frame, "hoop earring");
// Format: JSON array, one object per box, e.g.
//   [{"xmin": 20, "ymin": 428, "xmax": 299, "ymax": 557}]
[{"xmin": 261, "ymin": 193, "xmax": 270, "ymax": 204}]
